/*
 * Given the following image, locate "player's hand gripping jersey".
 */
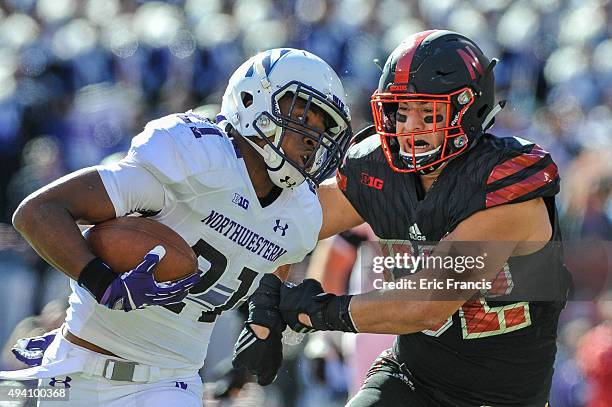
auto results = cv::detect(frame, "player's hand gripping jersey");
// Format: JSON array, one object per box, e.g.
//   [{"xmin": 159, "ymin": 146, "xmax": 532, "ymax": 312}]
[
  {"xmin": 67, "ymin": 112, "xmax": 321, "ymax": 370},
  {"xmin": 337, "ymin": 133, "xmax": 571, "ymax": 406}
]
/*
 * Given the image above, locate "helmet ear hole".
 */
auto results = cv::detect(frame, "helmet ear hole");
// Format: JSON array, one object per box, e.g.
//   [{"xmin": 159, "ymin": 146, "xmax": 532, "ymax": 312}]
[{"xmin": 241, "ymin": 92, "xmax": 253, "ymax": 108}]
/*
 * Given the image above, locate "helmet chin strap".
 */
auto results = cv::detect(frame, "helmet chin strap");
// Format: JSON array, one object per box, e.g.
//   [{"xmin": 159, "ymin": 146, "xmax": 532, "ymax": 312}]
[
  {"xmin": 481, "ymin": 100, "xmax": 506, "ymax": 131},
  {"xmin": 219, "ymin": 116, "xmax": 307, "ymax": 189},
  {"xmin": 267, "ymin": 159, "xmax": 306, "ymax": 189},
  {"xmin": 398, "ymin": 146, "xmax": 445, "ymax": 174},
  {"xmin": 417, "ymin": 162, "xmax": 444, "ymax": 175},
  {"xmin": 239, "ymin": 130, "xmax": 306, "ymax": 189}
]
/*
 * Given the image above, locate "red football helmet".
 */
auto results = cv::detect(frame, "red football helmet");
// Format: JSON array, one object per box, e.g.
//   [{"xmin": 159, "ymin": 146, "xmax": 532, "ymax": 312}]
[{"xmin": 371, "ymin": 30, "xmax": 502, "ymax": 174}]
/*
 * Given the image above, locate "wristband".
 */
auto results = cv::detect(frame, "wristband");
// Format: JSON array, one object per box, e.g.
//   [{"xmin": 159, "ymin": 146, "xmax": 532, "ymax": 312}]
[
  {"xmin": 324, "ymin": 295, "xmax": 358, "ymax": 333},
  {"xmin": 77, "ymin": 258, "xmax": 117, "ymax": 302},
  {"xmin": 256, "ymin": 274, "xmax": 282, "ymax": 295},
  {"xmin": 247, "ymin": 274, "xmax": 283, "ymax": 328}
]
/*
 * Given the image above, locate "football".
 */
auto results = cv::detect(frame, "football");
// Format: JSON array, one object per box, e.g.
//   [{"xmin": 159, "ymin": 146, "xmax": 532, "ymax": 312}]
[{"xmin": 84, "ymin": 217, "xmax": 198, "ymax": 282}]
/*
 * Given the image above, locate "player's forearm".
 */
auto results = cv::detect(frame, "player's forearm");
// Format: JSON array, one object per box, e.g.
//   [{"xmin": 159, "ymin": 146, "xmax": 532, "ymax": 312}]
[
  {"xmin": 273, "ymin": 264, "xmax": 291, "ymax": 281},
  {"xmin": 13, "ymin": 199, "xmax": 96, "ymax": 279},
  {"xmin": 348, "ymin": 239, "xmax": 517, "ymax": 334},
  {"xmin": 349, "ymin": 290, "xmax": 460, "ymax": 334}
]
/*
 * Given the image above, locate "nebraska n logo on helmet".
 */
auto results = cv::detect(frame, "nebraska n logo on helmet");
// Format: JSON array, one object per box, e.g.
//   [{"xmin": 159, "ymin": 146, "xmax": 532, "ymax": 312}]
[
  {"xmin": 220, "ymin": 48, "xmax": 352, "ymax": 189},
  {"xmin": 371, "ymin": 30, "xmax": 505, "ymax": 174}
]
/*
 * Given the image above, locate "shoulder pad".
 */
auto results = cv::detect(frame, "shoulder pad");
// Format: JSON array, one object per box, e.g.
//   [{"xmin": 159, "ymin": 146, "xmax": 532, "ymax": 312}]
[
  {"xmin": 351, "ymin": 124, "xmax": 377, "ymax": 144},
  {"xmin": 127, "ymin": 113, "xmax": 235, "ymax": 184},
  {"xmin": 345, "ymin": 134, "xmax": 382, "ymax": 160}
]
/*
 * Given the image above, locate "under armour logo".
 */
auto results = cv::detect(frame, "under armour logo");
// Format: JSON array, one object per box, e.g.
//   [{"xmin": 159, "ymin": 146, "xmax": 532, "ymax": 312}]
[
  {"xmin": 175, "ymin": 381, "xmax": 188, "ymax": 390},
  {"xmin": 280, "ymin": 176, "xmax": 296, "ymax": 188},
  {"xmin": 273, "ymin": 220, "xmax": 288, "ymax": 236},
  {"xmin": 49, "ymin": 376, "xmax": 72, "ymax": 388}
]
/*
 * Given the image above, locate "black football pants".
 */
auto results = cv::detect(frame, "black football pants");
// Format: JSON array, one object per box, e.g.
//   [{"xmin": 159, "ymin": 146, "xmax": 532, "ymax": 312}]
[
  {"xmin": 346, "ymin": 349, "xmax": 551, "ymax": 407},
  {"xmin": 346, "ymin": 349, "xmax": 442, "ymax": 407}
]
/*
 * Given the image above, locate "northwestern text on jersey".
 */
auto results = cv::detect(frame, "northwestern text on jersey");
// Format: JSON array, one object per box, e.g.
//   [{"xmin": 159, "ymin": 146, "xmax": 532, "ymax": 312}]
[{"xmin": 201, "ymin": 210, "xmax": 288, "ymax": 262}]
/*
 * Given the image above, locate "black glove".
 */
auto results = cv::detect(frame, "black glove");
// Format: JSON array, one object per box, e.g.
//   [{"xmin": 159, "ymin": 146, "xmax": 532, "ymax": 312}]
[
  {"xmin": 232, "ymin": 274, "xmax": 285, "ymax": 386},
  {"xmin": 279, "ymin": 279, "xmax": 358, "ymax": 333}
]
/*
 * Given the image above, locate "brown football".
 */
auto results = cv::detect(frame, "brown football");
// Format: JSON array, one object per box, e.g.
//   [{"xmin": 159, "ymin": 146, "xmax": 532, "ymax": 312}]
[{"xmin": 84, "ymin": 217, "xmax": 198, "ymax": 282}]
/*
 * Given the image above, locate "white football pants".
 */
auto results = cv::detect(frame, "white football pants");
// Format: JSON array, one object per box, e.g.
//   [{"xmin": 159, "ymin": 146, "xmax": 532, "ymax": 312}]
[{"xmin": 2, "ymin": 332, "xmax": 204, "ymax": 406}]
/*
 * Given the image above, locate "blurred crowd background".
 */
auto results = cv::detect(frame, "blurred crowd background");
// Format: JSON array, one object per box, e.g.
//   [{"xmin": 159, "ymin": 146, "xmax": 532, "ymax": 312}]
[{"xmin": 0, "ymin": 0, "xmax": 610, "ymax": 406}]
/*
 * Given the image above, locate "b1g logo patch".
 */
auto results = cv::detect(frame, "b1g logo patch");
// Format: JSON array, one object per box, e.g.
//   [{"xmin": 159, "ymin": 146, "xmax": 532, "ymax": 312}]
[
  {"xmin": 360, "ymin": 172, "xmax": 384, "ymax": 190},
  {"xmin": 232, "ymin": 193, "xmax": 249, "ymax": 210}
]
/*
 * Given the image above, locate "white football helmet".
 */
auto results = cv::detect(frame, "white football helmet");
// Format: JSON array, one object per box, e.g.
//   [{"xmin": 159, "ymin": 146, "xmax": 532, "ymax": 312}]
[{"xmin": 220, "ymin": 48, "xmax": 352, "ymax": 189}]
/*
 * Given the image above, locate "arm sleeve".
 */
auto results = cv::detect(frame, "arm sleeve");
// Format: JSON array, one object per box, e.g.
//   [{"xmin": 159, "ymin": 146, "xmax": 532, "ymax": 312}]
[{"xmin": 96, "ymin": 160, "xmax": 165, "ymax": 217}]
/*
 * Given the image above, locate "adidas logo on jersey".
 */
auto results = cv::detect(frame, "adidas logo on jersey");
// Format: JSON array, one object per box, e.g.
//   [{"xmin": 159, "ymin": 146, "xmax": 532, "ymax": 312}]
[{"xmin": 408, "ymin": 223, "xmax": 426, "ymax": 241}]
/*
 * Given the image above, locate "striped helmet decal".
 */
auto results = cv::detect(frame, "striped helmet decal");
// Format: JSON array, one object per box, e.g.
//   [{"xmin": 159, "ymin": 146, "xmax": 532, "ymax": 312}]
[
  {"xmin": 246, "ymin": 48, "xmax": 293, "ymax": 78},
  {"xmin": 393, "ymin": 30, "xmax": 437, "ymax": 84}
]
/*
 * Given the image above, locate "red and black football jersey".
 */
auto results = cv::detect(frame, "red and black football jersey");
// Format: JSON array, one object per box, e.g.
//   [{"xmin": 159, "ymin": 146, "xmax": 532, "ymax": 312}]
[{"xmin": 337, "ymin": 133, "xmax": 571, "ymax": 406}]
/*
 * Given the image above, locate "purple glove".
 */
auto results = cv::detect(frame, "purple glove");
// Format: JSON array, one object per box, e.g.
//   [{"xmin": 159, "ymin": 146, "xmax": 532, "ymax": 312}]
[
  {"xmin": 101, "ymin": 246, "xmax": 202, "ymax": 312},
  {"xmin": 11, "ymin": 329, "xmax": 58, "ymax": 366}
]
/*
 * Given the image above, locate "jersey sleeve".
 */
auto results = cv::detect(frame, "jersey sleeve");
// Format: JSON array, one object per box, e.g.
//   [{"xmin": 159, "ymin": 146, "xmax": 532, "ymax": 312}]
[
  {"xmin": 336, "ymin": 134, "xmax": 386, "ymax": 223},
  {"xmin": 96, "ymin": 160, "xmax": 165, "ymax": 217},
  {"xmin": 125, "ymin": 125, "xmax": 198, "ymax": 185},
  {"xmin": 336, "ymin": 161, "xmax": 367, "ymax": 221},
  {"xmin": 484, "ymin": 140, "xmax": 560, "ymax": 209},
  {"xmin": 299, "ymin": 182, "xmax": 323, "ymax": 255},
  {"xmin": 97, "ymin": 113, "xmax": 232, "ymax": 217},
  {"xmin": 124, "ymin": 115, "xmax": 232, "ymax": 186}
]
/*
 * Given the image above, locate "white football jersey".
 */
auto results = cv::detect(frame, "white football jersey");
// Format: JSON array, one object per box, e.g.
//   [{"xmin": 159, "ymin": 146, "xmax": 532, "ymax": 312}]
[{"xmin": 65, "ymin": 112, "xmax": 322, "ymax": 370}]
